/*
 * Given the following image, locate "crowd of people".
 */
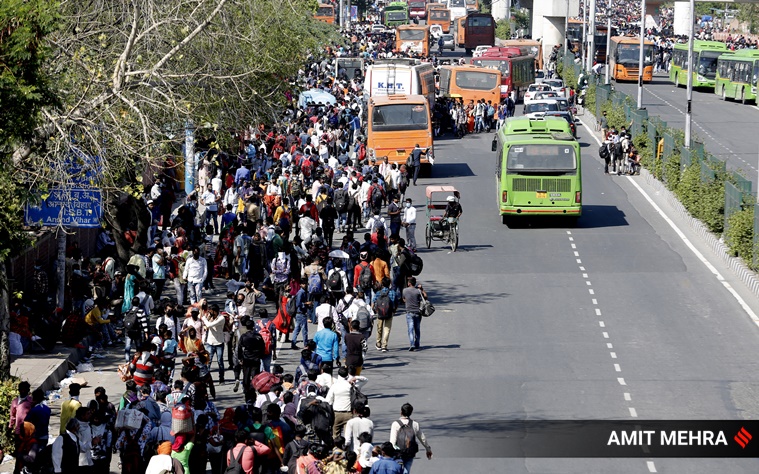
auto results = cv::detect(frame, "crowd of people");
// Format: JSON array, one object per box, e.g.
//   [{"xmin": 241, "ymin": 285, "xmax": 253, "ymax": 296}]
[{"xmin": 4, "ymin": 18, "xmax": 458, "ymax": 474}]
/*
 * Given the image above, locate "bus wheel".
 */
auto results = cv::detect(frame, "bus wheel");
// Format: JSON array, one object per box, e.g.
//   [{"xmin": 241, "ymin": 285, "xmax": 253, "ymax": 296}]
[
  {"xmin": 721, "ymin": 87, "xmax": 727, "ymax": 101},
  {"xmin": 740, "ymin": 89, "xmax": 746, "ymax": 105}
]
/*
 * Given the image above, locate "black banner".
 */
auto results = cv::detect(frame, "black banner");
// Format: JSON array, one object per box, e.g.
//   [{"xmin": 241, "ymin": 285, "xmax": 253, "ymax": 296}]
[{"xmin": 446, "ymin": 421, "xmax": 759, "ymax": 458}]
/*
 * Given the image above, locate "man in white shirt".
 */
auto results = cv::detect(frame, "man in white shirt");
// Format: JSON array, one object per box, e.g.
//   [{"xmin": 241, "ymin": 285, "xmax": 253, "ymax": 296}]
[
  {"xmin": 389, "ymin": 403, "xmax": 433, "ymax": 473},
  {"xmin": 344, "ymin": 401, "xmax": 374, "ymax": 455},
  {"xmin": 315, "ymin": 296, "xmax": 338, "ymax": 331},
  {"xmin": 201, "ymin": 184, "xmax": 219, "ymax": 234},
  {"xmin": 52, "ymin": 418, "xmax": 80, "ymax": 474},
  {"xmin": 402, "ymin": 198, "xmax": 417, "ymax": 251},
  {"xmin": 182, "ymin": 247, "xmax": 208, "ymax": 304},
  {"xmin": 298, "ymin": 212, "xmax": 317, "ymax": 245},
  {"xmin": 326, "ymin": 366, "xmax": 354, "ymax": 438}
]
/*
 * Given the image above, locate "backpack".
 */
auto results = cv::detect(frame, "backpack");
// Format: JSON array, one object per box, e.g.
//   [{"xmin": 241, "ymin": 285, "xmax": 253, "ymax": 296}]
[
  {"xmin": 371, "ymin": 217, "xmax": 385, "ymax": 234},
  {"xmin": 256, "ymin": 320, "xmax": 273, "ymax": 355},
  {"xmin": 286, "ymin": 296, "xmax": 298, "ymax": 318},
  {"xmin": 350, "ymin": 384, "xmax": 368, "ymax": 409},
  {"xmin": 123, "ymin": 308, "xmax": 140, "ymax": 337},
  {"xmin": 328, "ymin": 271, "xmax": 344, "ymax": 292},
  {"xmin": 599, "ymin": 144, "xmax": 610, "ymax": 159},
  {"xmin": 358, "ymin": 263, "xmax": 373, "ymax": 290},
  {"xmin": 291, "ymin": 179, "xmax": 303, "ymax": 199},
  {"xmin": 374, "ymin": 290, "xmax": 393, "ymax": 320},
  {"xmin": 273, "ymin": 256, "xmax": 290, "ymax": 280},
  {"xmin": 396, "ymin": 419, "xmax": 419, "ymax": 458},
  {"xmin": 334, "ymin": 189, "xmax": 349, "ymax": 212},
  {"xmin": 405, "ymin": 253, "xmax": 424, "ymax": 276},
  {"xmin": 225, "ymin": 446, "xmax": 246, "ymax": 474},
  {"xmin": 356, "ymin": 305, "xmax": 372, "ymax": 332},
  {"xmin": 260, "ymin": 392, "xmax": 278, "ymax": 424},
  {"xmin": 370, "ymin": 185, "xmax": 383, "ymax": 209},
  {"xmin": 308, "ymin": 271, "xmax": 323, "ymax": 294}
]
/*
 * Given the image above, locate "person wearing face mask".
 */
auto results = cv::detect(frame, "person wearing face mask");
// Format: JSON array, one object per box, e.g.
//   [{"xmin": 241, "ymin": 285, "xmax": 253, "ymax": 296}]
[
  {"xmin": 401, "ymin": 198, "xmax": 417, "ymax": 252},
  {"xmin": 180, "ymin": 308, "xmax": 204, "ymax": 351}
]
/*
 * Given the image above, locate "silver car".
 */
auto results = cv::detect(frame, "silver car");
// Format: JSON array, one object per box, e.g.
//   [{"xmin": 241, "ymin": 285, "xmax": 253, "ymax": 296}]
[{"xmin": 441, "ymin": 34, "xmax": 455, "ymax": 51}]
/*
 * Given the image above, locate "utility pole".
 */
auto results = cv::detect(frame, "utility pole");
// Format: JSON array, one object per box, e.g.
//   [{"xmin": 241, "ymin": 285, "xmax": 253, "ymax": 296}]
[
  {"xmin": 587, "ymin": 0, "xmax": 597, "ymax": 72},
  {"xmin": 684, "ymin": 0, "xmax": 695, "ymax": 147},
  {"xmin": 605, "ymin": 0, "xmax": 611, "ymax": 84},
  {"xmin": 581, "ymin": 1, "xmax": 587, "ymax": 66},
  {"xmin": 565, "ymin": 0, "xmax": 570, "ymax": 56},
  {"xmin": 637, "ymin": 0, "xmax": 645, "ymax": 109}
]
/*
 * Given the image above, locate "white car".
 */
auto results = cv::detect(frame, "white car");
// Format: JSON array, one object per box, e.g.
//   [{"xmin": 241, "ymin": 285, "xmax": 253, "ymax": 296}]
[
  {"xmin": 523, "ymin": 83, "xmax": 552, "ymax": 105},
  {"xmin": 429, "ymin": 24, "xmax": 443, "ymax": 40},
  {"xmin": 472, "ymin": 45, "xmax": 493, "ymax": 58},
  {"xmin": 523, "ymin": 100, "xmax": 561, "ymax": 118},
  {"xmin": 535, "ymin": 70, "xmax": 546, "ymax": 84},
  {"xmin": 532, "ymin": 91, "xmax": 559, "ymax": 102},
  {"xmin": 371, "ymin": 24, "xmax": 385, "ymax": 34},
  {"xmin": 543, "ymin": 78, "xmax": 569, "ymax": 98}
]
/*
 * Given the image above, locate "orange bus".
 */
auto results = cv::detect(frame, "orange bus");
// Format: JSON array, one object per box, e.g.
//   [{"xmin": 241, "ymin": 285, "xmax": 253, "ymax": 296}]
[
  {"xmin": 439, "ymin": 64, "xmax": 501, "ymax": 104},
  {"xmin": 465, "ymin": 0, "xmax": 479, "ymax": 12},
  {"xmin": 366, "ymin": 94, "xmax": 434, "ymax": 165},
  {"xmin": 396, "ymin": 25, "xmax": 430, "ymax": 56},
  {"xmin": 427, "ymin": 7, "xmax": 452, "ymax": 34},
  {"xmin": 500, "ymin": 39, "xmax": 543, "ymax": 70},
  {"xmin": 609, "ymin": 36, "xmax": 654, "ymax": 82},
  {"xmin": 315, "ymin": 3, "xmax": 335, "ymax": 24}
]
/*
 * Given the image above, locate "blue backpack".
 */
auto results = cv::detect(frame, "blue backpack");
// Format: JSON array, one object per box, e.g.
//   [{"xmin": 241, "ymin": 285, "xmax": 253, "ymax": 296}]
[{"xmin": 308, "ymin": 272, "xmax": 323, "ymax": 294}]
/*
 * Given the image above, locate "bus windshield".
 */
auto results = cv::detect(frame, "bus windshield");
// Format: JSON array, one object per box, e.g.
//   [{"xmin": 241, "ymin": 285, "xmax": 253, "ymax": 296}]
[
  {"xmin": 507, "ymin": 144, "xmax": 577, "ymax": 171},
  {"xmin": 316, "ymin": 6, "xmax": 333, "ymax": 16},
  {"xmin": 410, "ymin": 2, "xmax": 425, "ymax": 8},
  {"xmin": 455, "ymin": 71, "xmax": 499, "ymax": 90},
  {"xmin": 448, "ymin": 0, "xmax": 465, "ymax": 7},
  {"xmin": 698, "ymin": 51, "xmax": 721, "ymax": 78},
  {"xmin": 431, "ymin": 10, "xmax": 449, "ymax": 20},
  {"xmin": 386, "ymin": 11, "xmax": 407, "ymax": 21},
  {"xmin": 468, "ymin": 16, "xmax": 493, "ymax": 27},
  {"xmin": 616, "ymin": 44, "xmax": 654, "ymax": 65},
  {"xmin": 372, "ymin": 104, "xmax": 429, "ymax": 132},
  {"xmin": 399, "ymin": 29, "xmax": 426, "ymax": 40},
  {"xmin": 473, "ymin": 59, "xmax": 510, "ymax": 75}
]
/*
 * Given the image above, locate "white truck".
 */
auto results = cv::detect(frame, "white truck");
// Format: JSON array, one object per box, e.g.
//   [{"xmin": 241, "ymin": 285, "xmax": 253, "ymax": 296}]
[{"xmin": 362, "ymin": 59, "xmax": 435, "ymax": 110}]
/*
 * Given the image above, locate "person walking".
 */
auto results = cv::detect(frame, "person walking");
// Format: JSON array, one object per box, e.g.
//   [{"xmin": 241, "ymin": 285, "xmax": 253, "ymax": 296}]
[
  {"xmin": 401, "ymin": 277, "xmax": 427, "ymax": 351},
  {"xmin": 183, "ymin": 247, "xmax": 207, "ymax": 304},
  {"xmin": 389, "ymin": 403, "xmax": 432, "ymax": 474},
  {"xmin": 201, "ymin": 304, "xmax": 226, "ymax": 385},
  {"xmin": 408, "ymin": 145, "xmax": 426, "ymax": 186},
  {"xmin": 372, "ymin": 277, "xmax": 396, "ymax": 352},
  {"xmin": 236, "ymin": 317, "xmax": 265, "ymax": 402},
  {"xmin": 401, "ymin": 199, "xmax": 417, "ymax": 251}
]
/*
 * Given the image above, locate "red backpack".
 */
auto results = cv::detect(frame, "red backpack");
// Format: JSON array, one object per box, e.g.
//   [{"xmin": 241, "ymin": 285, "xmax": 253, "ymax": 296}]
[{"xmin": 256, "ymin": 320, "xmax": 273, "ymax": 355}]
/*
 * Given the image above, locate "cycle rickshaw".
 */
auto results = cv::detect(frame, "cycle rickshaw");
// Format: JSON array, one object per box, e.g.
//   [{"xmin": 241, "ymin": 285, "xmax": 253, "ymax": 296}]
[{"xmin": 424, "ymin": 185, "xmax": 460, "ymax": 252}]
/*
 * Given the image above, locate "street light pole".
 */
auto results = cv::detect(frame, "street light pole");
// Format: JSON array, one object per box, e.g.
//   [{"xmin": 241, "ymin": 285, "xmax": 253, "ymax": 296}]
[
  {"xmin": 684, "ymin": 0, "xmax": 695, "ymax": 147},
  {"xmin": 581, "ymin": 1, "xmax": 587, "ymax": 66},
  {"xmin": 588, "ymin": 0, "xmax": 597, "ymax": 72},
  {"xmin": 637, "ymin": 0, "xmax": 645, "ymax": 109},
  {"xmin": 605, "ymin": 0, "xmax": 611, "ymax": 84},
  {"xmin": 565, "ymin": 0, "xmax": 570, "ymax": 56}
]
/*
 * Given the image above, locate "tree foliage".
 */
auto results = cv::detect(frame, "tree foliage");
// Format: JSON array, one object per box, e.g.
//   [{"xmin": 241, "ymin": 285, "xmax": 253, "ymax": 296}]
[{"xmin": 16, "ymin": 0, "xmax": 337, "ymax": 259}]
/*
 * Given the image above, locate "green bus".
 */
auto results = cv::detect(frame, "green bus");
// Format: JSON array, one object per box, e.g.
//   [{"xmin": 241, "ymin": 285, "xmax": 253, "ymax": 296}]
[
  {"xmin": 714, "ymin": 48, "xmax": 759, "ymax": 104},
  {"xmin": 492, "ymin": 117, "xmax": 582, "ymax": 224},
  {"xmin": 669, "ymin": 40, "xmax": 730, "ymax": 89},
  {"xmin": 383, "ymin": 2, "xmax": 409, "ymax": 28}
]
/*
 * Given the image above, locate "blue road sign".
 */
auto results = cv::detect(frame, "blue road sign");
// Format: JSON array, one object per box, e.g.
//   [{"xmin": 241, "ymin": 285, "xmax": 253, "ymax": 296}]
[{"xmin": 24, "ymin": 188, "xmax": 103, "ymax": 228}]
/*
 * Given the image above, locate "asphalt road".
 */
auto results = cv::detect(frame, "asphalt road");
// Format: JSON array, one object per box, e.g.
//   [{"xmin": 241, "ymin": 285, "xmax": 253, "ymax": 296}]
[
  {"xmin": 359, "ymin": 108, "xmax": 759, "ymax": 472},
  {"xmin": 611, "ymin": 72, "xmax": 759, "ymax": 189}
]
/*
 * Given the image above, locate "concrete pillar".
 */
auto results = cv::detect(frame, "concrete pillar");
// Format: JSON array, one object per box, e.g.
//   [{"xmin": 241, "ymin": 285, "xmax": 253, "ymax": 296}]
[
  {"xmin": 531, "ymin": 0, "xmax": 580, "ymax": 68},
  {"xmin": 492, "ymin": 0, "xmax": 509, "ymax": 22},
  {"xmin": 673, "ymin": 1, "xmax": 691, "ymax": 36}
]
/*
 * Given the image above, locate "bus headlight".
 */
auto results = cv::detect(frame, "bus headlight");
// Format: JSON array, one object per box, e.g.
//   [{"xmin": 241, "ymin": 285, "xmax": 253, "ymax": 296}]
[{"xmin": 697, "ymin": 75, "xmax": 706, "ymax": 82}]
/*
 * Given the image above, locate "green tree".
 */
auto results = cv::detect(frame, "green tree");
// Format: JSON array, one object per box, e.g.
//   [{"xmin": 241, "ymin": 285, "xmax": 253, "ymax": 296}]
[
  {"xmin": 496, "ymin": 19, "xmax": 510, "ymax": 40},
  {"xmin": 0, "ymin": 0, "xmax": 58, "ymax": 380},
  {"xmin": 737, "ymin": 4, "xmax": 759, "ymax": 34}
]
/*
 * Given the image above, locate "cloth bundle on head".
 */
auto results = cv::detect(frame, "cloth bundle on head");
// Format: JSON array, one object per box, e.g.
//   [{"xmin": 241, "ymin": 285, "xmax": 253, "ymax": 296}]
[
  {"xmin": 172, "ymin": 434, "xmax": 186, "ymax": 452},
  {"xmin": 157, "ymin": 441, "xmax": 172, "ymax": 455}
]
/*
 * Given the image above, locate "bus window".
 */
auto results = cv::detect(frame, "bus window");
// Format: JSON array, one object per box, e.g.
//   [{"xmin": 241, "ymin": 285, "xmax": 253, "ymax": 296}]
[
  {"xmin": 431, "ymin": 10, "xmax": 449, "ymax": 20},
  {"xmin": 398, "ymin": 29, "xmax": 426, "ymax": 41},
  {"xmin": 468, "ymin": 16, "xmax": 493, "ymax": 27},
  {"xmin": 316, "ymin": 6, "xmax": 333, "ymax": 16},
  {"xmin": 455, "ymin": 70, "xmax": 499, "ymax": 90},
  {"xmin": 474, "ymin": 59, "xmax": 509, "ymax": 75},
  {"xmin": 507, "ymin": 145, "xmax": 576, "ymax": 171},
  {"xmin": 753, "ymin": 62, "xmax": 759, "ymax": 87},
  {"xmin": 698, "ymin": 52, "xmax": 721, "ymax": 78},
  {"xmin": 372, "ymin": 104, "xmax": 429, "ymax": 131},
  {"xmin": 448, "ymin": 0, "xmax": 465, "ymax": 7}
]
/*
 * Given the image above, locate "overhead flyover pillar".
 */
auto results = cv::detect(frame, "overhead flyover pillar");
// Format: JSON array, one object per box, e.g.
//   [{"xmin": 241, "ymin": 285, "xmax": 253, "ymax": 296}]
[{"xmin": 529, "ymin": 0, "xmax": 580, "ymax": 71}]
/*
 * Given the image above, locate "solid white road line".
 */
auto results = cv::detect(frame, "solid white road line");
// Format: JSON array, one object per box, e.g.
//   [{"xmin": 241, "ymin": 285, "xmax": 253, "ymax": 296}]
[
  {"xmin": 579, "ymin": 116, "xmax": 759, "ymax": 327},
  {"xmin": 647, "ymin": 461, "xmax": 658, "ymax": 472}
]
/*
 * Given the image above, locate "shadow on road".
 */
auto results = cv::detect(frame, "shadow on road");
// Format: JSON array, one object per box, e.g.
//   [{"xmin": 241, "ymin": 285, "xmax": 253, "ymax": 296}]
[
  {"xmin": 430, "ymin": 163, "xmax": 476, "ymax": 178},
  {"xmin": 420, "ymin": 280, "xmax": 510, "ymax": 306},
  {"xmin": 502, "ymin": 205, "xmax": 628, "ymax": 229}
]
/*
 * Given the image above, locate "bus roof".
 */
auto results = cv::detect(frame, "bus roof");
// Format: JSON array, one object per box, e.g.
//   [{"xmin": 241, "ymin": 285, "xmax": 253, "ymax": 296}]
[
  {"xmin": 441, "ymin": 64, "xmax": 500, "ymax": 73},
  {"xmin": 498, "ymin": 117, "xmax": 573, "ymax": 137},
  {"xmin": 718, "ymin": 49, "xmax": 759, "ymax": 60},
  {"xmin": 481, "ymin": 47, "xmax": 524, "ymax": 57},
  {"xmin": 673, "ymin": 40, "xmax": 728, "ymax": 52},
  {"xmin": 369, "ymin": 94, "xmax": 428, "ymax": 106},
  {"xmin": 397, "ymin": 24, "xmax": 428, "ymax": 31},
  {"xmin": 611, "ymin": 36, "xmax": 654, "ymax": 45}
]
